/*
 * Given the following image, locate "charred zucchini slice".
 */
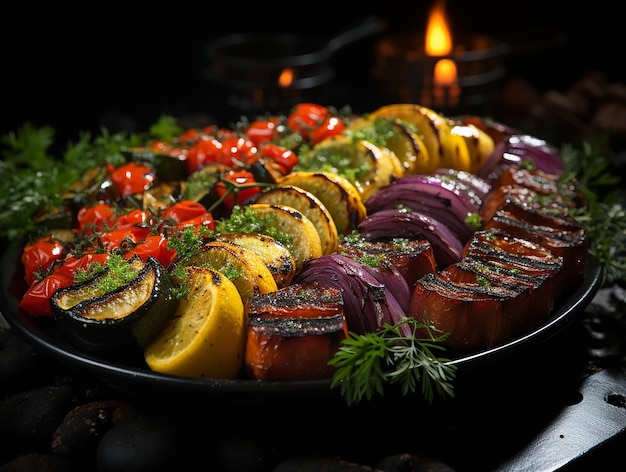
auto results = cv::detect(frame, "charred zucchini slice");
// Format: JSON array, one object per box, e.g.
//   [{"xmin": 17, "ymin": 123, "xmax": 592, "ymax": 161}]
[{"xmin": 51, "ymin": 256, "xmax": 178, "ymax": 354}]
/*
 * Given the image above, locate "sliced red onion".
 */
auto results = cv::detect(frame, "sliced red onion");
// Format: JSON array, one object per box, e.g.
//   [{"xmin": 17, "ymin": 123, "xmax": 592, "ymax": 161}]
[
  {"xmin": 478, "ymin": 134, "xmax": 564, "ymax": 179},
  {"xmin": 360, "ymin": 262, "xmax": 410, "ymax": 313},
  {"xmin": 358, "ymin": 208, "xmax": 465, "ymax": 268},
  {"xmin": 433, "ymin": 168, "xmax": 492, "ymax": 200},
  {"xmin": 294, "ymin": 254, "xmax": 409, "ymax": 336},
  {"xmin": 364, "ymin": 176, "xmax": 476, "ymax": 240}
]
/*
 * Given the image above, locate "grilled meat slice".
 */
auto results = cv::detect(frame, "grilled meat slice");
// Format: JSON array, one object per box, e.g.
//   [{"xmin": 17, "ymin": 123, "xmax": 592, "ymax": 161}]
[
  {"xmin": 338, "ymin": 238, "xmax": 437, "ymax": 288},
  {"xmin": 480, "ymin": 184, "xmax": 583, "ymax": 230},
  {"xmin": 484, "ymin": 210, "xmax": 588, "ymax": 288},
  {"xmin": 490, "ymin": 166, "xmax": 583, "ymax": 206},
  {"xmin": 244, "ymin": 283, "xmax": 348, "ymax": 381},
  {"xmin": 464, "ymin": 229, "xmax": 565, "ymax": 299},
  {"xmin": 441, "ymin": 257, "xmax": 556, "ymax": 333},
  {"xmin": 408, "ymin": 272, "xmax": 527, "ymax": 352}
]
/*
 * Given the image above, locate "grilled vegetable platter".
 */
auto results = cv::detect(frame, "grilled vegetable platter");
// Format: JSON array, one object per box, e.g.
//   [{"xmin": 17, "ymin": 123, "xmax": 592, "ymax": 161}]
[{"xmin": 1, "ymin": 102, "xmax": 624, "ymax": 405}]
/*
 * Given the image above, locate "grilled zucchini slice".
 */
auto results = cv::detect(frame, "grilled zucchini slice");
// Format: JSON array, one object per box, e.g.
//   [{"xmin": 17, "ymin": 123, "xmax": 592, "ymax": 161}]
[{"xmin": 50, "ymin": 256, "xmax": 178, "ymax": 355}]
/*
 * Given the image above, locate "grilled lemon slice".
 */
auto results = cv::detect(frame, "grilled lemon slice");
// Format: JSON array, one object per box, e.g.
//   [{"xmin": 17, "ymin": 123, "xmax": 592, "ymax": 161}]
[
  {"xmin": 144, "ymin": 266, "xmax": 245, "ymax": 379},
  {"xmin": 348, "ymin": 115, "xmax": 430, "ymax": 175},
  {"xmin": 299, "ymin": 134, "xmax": 404, "ymax": 201},
  {"xmin": 246, "ymin": 203, "xmax": 323, "ymax": 271},
  {"xmin": 182, "ymin": 240, "xmax": 277, "ymax": 303},
  {"xmin": 254, "ymin": 185, "xmax": 339, "ymax": 255},
  {"xmin": 217, "ymin": 232, "xmax": 297, "ymax": 288},
  {"xmin": 276, "ymin": 171, "xmax": 367, "ymax": 235}
]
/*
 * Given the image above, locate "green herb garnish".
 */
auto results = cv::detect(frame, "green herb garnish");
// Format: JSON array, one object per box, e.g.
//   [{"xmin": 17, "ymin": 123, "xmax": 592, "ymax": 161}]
[{"xmin": 329, "ymin": 317, "xmax": 456, "ymax": 406}]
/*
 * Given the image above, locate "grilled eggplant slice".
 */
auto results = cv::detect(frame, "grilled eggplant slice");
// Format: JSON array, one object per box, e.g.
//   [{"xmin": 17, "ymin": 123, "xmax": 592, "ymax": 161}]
[
  {"xmin": 51, "ymin": 256, "xmax": 178, "ymax": 355},
  {"xmin": 244, "ymin": 283, "xmax": 348, "ymax": 381}
]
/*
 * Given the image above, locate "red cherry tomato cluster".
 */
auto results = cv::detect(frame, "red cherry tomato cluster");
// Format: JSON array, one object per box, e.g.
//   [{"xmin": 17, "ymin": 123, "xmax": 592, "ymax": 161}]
[{"xmin": 18, "ymin": 103, "xmax": 348, "ymax": 317}]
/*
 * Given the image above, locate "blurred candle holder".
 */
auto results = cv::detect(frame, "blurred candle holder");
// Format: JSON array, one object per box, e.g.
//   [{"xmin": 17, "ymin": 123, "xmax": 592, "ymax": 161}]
[{"xmin": 372, "ymin": 1, "xmax": 509, "ymax": 115}]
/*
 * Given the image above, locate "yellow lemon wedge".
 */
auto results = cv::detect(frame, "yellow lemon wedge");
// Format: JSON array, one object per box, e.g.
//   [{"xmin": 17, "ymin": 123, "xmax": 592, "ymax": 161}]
[{"xmin": 144, "ymin": 266, "xmax": 245, "ymax": 379}]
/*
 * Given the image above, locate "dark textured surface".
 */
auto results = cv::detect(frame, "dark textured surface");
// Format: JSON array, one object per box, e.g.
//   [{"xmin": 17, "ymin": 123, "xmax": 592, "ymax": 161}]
[{"xmin": 1, "ymin": 281, "xmax": 625, "ymax": 471}]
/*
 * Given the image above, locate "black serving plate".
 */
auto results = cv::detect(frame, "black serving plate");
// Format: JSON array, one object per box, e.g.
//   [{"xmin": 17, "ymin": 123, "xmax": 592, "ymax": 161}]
[{"xmin": 0, "ymin": 242, "xmax": 605, "ymax": 401}]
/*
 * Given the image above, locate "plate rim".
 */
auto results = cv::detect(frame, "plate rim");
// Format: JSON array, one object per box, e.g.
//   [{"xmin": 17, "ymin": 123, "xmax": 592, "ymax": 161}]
[{"xmin": 0, "ymin": 242, "xmax": 605, "ymax": 398}]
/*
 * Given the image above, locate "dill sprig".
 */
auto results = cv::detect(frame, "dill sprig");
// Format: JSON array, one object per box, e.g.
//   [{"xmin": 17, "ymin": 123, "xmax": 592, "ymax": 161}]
[{"xmin": 329, "ymin": 317, "xmax": 457, "ymax": 406}]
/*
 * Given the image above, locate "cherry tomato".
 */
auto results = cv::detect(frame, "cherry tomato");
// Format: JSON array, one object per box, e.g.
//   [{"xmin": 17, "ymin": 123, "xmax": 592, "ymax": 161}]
[
  {"xmin": 257, "ymin": 143, "xmax": 298, "ymax": 175},
  {"xmin": 215, "ymin": 170, "xmax": 261, "ymax": 209},
  {"xmin": 186, "ymin": 136, "xmax": 223, "ymax": 173},
  {"xmin": 162, "ymin": 200, "xmax": 209, "ymax": 224},
  {"xmin": 220, "ymin": 136, "xmax": 258, "ymax": 167},
  {"xmin": 178, "ymin": 128, "xmax": 203, "ymax": 144},
  {"xmin": 244, "ymin": 118, "xmax": 283, "ymax": 146},
  {"xmin": 21, "ymin": 237, "xmax": 66, "ymax": 286},
  {"xmin": 287, "ymin": 103, "xmax": 346, "ymax": 144},
  {"xmin": 310, "ymin": 115, "xmax": 346, "ymax": 144},
  {"xmin": 19, "ymin": 252, "xmax": 110, "ymax": 317},
  {"xmin": 19, "ymin": 273, "xmax": 73, "ymax": 317},
  {"xmin": 125, "ymin": 234, "xmax": 176, "ymax": 267},
  {"xmin": 107, "ymin": 162, "xmax": 156, "ymax": 196},
  {"xmin": 176, "ymin": 212, "xmax": 215, "ymax": 231},
  {"xmin": 99, "ymin": 228, "xmax": 149, "ymax": 253},
  {"xmin": 77, "ymin": 203, "xmax": 117, "ymax": 233},
  {"xmin": 116, "ymin": 209, "xmax": 147, "ymax": 229}
]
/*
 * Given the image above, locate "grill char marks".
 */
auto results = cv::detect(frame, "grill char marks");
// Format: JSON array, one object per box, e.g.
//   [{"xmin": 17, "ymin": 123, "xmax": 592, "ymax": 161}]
[
  {"xmin": 338, "ymin": 238, "xmax": 437, "ymax": 288},
  {"xmin": 408, "ymin": 159, "xmax": 587, "ymax": 353}
]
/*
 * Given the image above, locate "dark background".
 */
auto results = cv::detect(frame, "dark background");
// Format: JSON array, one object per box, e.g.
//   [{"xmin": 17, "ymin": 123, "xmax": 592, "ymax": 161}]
[{"xmin": 2, "ymin": 1, "xmax": 622, "ymax": 147}]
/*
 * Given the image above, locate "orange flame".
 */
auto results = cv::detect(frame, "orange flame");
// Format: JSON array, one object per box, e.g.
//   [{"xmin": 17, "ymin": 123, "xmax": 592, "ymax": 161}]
[
  {"xmin": 425, "ymin": 0, "xmax": 453, "ymax": 56},
  {"xmin": 278, "ymin": 68, "xmax": 294, "ymax": 88},
  {"xmin": 425, "ymin": 0, "xmax": 457, "ymax": 88}
]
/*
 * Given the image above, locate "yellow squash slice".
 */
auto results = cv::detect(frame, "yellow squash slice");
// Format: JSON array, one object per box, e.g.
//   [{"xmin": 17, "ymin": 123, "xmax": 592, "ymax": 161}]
[
  {"xmin": 254, "ymin": 185, "xmax": 339, "ymax": 255},
  {"xmin": 369, "ymin": 103, "xmax": 473, "ymax": 172},
  {"xmin": 301, "ymin": 134, "xmax": 404, "ymax": 201},
  {"xmin": 449, "ymin": 121, "xmax": 495, "ymax": 174},
  {"xmin": 276, "ymin": 171, "xmax": 367, "ymax": 235},
  {"xmin": 246, "ymin": 203, "xmax": 323, "ymax": 271},
  {"xmin": 182, "ymin": 240, "xmax": 277, "ymax": 303},
  {"xmin": 144, "ymin": 266, "xmax": 246, "ymax": 379},
  {"xmin": 217, "ymin": 232, "xmax": 297, "ymax": 289},
  {"xmin": 348, "ymin": 115, "xmax": 430, "ymax": 175}
]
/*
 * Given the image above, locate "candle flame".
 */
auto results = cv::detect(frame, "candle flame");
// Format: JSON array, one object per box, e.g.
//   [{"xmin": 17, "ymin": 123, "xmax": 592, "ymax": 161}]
[
  {"xmin": 278, "ymin": 68, "xmax": 294, "ymax": 88},
  {"xmin": 434, "ymin": 58, "xmax": 457, "ymax": 85},
  {"xmin": 425, "ymin": 0, "xmax": 452, "ymax": 56}
]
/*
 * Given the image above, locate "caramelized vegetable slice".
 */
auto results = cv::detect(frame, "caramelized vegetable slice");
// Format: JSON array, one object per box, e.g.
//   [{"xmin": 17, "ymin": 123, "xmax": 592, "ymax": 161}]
[
  {"xmin": 253, "ymin": 185, "xmax": 339, "ymax": 255},
  {"xmin": 145, "ymin": 266, "xmax": 246, "ymax": 379},
  {"xmin": 51, "ymin": 256, "xmax": 178, "ymax": 354},
  {"xmin": 246, "ymin": 203, "xmax": 323, "ymax": 272},
  {"xmin": 276, "ymin": 171, "xmax": 367, "ymax": 235},
  {"xmin": 217, "ymin": 232, "xmax": 297, "ymax": 289},
  {"xmin": 244, "ymin": 283, "xmax": 348, "ymax": 381},
  {"xmin": 299, "ymin": 134, "xmax": 404, "ymax": 201},
  {"xmin": 182, "ymin": 240, "xmax": 278, "ymax": 303}
]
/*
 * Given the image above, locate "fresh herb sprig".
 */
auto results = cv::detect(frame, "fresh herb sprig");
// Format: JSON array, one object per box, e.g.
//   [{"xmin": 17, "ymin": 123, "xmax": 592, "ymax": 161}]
[
  {"xmin": 329, "ymin": 318, "xmax": 457, "ymax": 406},
  {"xmin": 0, "ymin": 116, "xmax": 180, "ymax": 244},
  {"xmin": 560, "ymin": 138, "xmax": 626, "ymax": 283}
]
